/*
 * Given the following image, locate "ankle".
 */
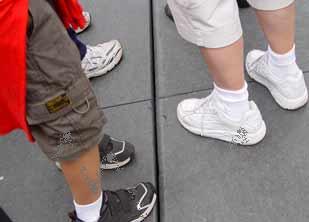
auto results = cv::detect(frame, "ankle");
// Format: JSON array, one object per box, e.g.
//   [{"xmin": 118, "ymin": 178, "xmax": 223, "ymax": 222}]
[
  {"xmin": 74, "ymin": 191, "xmax": 104, "ymax": 222},
  {"xmin": 213, "ymin": 82, "xmax": 250, "ymax": 121},
  {"xmin": 267, "ymin": 45, "xmax": 299, "ymax": 75}
]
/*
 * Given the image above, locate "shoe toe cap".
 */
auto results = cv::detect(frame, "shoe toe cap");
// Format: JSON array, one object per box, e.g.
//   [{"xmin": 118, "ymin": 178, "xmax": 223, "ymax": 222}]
[{"xmin": 177, "ymin": 99, "xmax": 200, "ymax": 114}]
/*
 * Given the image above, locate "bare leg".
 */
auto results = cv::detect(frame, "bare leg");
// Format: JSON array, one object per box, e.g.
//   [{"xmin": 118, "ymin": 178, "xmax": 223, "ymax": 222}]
[
  {"xmin": 245, "ymin": 2, "xmax": 307, "ymax": 110},
  {"xmin": 255, "ymin": 3, "xmax": 295, "ymax": 54},
  {"xmin": 60, "ymin": 145, "xmax": 101, "ymax": 205},
  {"xmin": 200, "ymin": 37, "xmax": 245, "ymax": 90}
]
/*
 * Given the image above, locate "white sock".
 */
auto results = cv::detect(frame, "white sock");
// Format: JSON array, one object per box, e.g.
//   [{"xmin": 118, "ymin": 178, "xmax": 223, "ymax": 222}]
[
  {"xmin": 74, "ymin": 192, "xmax": 103, "ymax": 222},
  {"xmin": 267, "ymin": 44, "xmax": 299, "ymax": 76},
  {"xmin": 213, "ymin": 82, "xmax": 250, "ymax": 121}
]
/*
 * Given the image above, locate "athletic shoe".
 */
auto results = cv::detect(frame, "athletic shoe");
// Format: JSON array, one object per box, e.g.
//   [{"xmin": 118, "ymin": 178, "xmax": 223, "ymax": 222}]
[
  {"xmin": 69, "ymin": 182, "xmax": 157, "ymax": 222},
  {"xmin": 246, "ymin": 50, "xmax": 308, "ymax": 110},
  {"xmin": 55, "ymin": 134, "xmax": 135, "ymax": 170},
  {"xmin": 99, "ymin": 134, "xmax": 135, "ymax": 170},
  {"xmin": 82, "ymin": 40, "xmax": 123, "ymax": 79},
  {"xmin": 165, "ymin": 0, "xmax": 250, "ymax": 22},
  {"xmin": 177, "ymin": 92, "xmax": 266, "ymax": 145},
  {"xmin": 74, "ymin": 11, "xmax": 92, "ymax": 34}
]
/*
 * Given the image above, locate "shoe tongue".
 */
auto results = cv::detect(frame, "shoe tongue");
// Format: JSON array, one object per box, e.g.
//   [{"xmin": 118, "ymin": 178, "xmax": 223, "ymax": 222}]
[
  {"xmin": 99, "ymin": 135, "xmax": 113, "ymax": 154},
  {"xmin": 106, "ymin": 190, "xmax": 132, "ymax": 213}
]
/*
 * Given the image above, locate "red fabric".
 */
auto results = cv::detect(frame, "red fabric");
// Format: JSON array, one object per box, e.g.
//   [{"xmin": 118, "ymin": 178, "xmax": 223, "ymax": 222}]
[
  {"xmin": 54, "ymin": 0, "xmax": 86, "ymax": 29},
  {"xmin": 0, "ymin": 0, "xmax": 85, "ymax": 143}
]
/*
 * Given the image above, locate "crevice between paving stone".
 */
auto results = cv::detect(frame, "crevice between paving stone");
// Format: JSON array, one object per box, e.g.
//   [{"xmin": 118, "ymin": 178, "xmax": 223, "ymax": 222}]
[
  {"xmin": 150, "ymin": 0, "xmax": 161, "ymax": 222},
  {"xmin": 99, "ymin": 99, "xmax": 151, "ymax": 110}
]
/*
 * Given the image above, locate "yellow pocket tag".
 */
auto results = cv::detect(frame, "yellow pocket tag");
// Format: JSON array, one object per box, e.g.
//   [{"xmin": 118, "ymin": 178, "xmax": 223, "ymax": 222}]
[{"xmin": 45, "ymin": 94, "xmax": 71, "ymax": 114}]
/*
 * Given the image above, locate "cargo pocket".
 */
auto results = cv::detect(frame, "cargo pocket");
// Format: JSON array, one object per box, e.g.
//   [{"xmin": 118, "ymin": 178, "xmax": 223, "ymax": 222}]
[{"xmin": 68, "ymin": 88, "xmax": 106, "ymax": 150}]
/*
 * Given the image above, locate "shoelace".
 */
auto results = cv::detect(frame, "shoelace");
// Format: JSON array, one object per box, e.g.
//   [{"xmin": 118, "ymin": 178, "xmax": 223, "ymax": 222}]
[
  {"xmin": 82, "ymin": 47, "xmax": 107, "ymax": 70},
  {"xmin": 192, "ymin": 94, "xmax": 215, "ymax": 114},
  {"xmin": 105, "ymin": 188, "xmax": 137, "ymax": 216}
]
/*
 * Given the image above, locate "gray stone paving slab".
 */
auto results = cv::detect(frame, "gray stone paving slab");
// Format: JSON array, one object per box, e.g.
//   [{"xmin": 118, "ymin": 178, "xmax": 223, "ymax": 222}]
[
  {"xmin": 79, "ymin": 0, "xmax": 152, "ymax": 108},
  {"xmin": 153, "ymin": 0, "xmax": 309, "ymax": 98},
  {"xmin": 157, "ymin": 76, "xmax": 309, "ymax": 222},
  {"xmin": 0, "ymin": 101, "xmax": 157, "ymax": 222}
]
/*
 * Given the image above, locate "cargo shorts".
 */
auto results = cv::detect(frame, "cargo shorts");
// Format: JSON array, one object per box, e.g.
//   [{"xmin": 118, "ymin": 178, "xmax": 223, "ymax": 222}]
[
  {"xmin": 26, "ymin": 0, "xmax": 107, "ymax": 161},
  {"xmin": 167, "ymin": 0, "xmax": 295, "ymax": 48}
]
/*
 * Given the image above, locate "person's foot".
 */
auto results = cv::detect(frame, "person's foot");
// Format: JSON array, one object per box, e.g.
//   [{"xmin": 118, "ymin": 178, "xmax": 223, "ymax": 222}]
[
  {"xmin": 69, "ymin": 182, "xmax": 157, "ymax": 222},
  {"xmin": 74, "ymin": 11, "xmax": 92, "ymax": 34},
  {"xmin": 82, "ymin": 40, "xmax": 123, "ymax": 79},
  {"xmin": 177, "ymin": 92, "xmax": 266, "ymax": 145},
  {"xmin": 246, "ymin": 50, "xmax": 308, "ymax": 110},
  {"xmin": 165, "ymin": 0, "xmax": 250, "ymax": 22},
  {"xmin": 56, "ymin": 134, "xmax": 135, "ymax": 170}
]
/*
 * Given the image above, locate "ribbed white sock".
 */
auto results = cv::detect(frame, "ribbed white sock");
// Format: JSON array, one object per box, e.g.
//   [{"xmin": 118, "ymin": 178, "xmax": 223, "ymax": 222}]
[
  {"xmin": 267, "ymin": 44, "xmax": 299, "ymax": 76},
  {"xmin": 214, "ymin": 82, "xmax": 250, "ymax": 121},
  {"xmin": 74, "ymin": 192, "xmax": 103, "ymax": 222}
]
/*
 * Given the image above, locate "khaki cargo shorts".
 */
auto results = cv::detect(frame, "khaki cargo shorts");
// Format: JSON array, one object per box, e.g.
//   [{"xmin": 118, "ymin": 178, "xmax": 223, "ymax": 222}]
[
  {"xmin": 26, "ymin": 0, "xmax": 107, "ymax": 161},
  {"xmin": 167, "ymin": 0, "xmax": 295, "ymax": 48}
]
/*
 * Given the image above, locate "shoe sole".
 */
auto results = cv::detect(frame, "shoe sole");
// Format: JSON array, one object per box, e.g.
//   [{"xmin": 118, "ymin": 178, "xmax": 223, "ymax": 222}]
[
  {"xmin": 86, "ymin": 46, "xmax": 123, "ymax": 79},
  {"xmin": 100, "ymin": 157, "xmax": 132, "ymax": 170},
  {"xmin": 246, "ymin": 60, "xmax": 308, "ymax": 110},
  {"xmin": 55, "ymin": 156, "xmax": 131, "ymax": 171},
  {"xmin": 131, "ymin": 193, "xmax": 157, "ymax": 222},
  {"xmin": 177, "ymin": 108, "xmax": 267, "ymax": 146}
]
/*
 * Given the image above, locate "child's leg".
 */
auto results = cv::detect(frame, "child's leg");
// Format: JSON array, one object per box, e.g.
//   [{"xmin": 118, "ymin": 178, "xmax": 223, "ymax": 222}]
[
  {"xmin": 26, "ymin": 1, "xmax": 156, "ymax": 222},
  {"xmin": 60, "ymin": 145, "xmax": 102, "ymax": 204},
  {"xmin": 27, "ymin": 0, "xmax": 106, "ymax": 220}
]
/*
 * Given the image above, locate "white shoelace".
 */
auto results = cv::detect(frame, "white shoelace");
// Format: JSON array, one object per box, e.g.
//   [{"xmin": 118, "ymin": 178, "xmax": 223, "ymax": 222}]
[{"xmin": 82, "ymin": 46, "xmax": 107, "ymax": 71}]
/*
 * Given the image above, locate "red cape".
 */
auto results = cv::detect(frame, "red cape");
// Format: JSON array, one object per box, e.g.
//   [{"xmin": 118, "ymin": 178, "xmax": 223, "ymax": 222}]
[{"xmin": 0, "ymin": 0, "xmax": 85, "ymax": 143}]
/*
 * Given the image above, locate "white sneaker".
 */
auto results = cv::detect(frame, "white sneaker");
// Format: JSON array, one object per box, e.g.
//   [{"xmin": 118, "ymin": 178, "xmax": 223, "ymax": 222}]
[
  {"xmin": 177, "ymin": 92, "xmax": 266, "ymax": 145},
  {"xmin": 246, "ymin": 50, "xmax": 308, "ymax": 110},
  {"xmin": 74, "ymin": 11, "xmax": 91, "ymax": 34},
  {"xmin": 82, "ymin": 40, "xmax": 123, "ymax": 79}
]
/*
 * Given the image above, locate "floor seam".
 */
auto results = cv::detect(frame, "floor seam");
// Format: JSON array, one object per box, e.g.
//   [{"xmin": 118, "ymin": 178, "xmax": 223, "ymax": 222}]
[
  {"xmin": 150, "ymin": 0, "xmax": 162, "ymax": 222},
  {"xmin": 99, "ymin": 98, "xmax": 151, "ymax": 110}
]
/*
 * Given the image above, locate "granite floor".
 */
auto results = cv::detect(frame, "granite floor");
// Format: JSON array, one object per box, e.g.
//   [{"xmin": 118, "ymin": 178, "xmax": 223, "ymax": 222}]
[{"xmin": 1, "ymin": 0, "xmax": 309, "ymax": 221}]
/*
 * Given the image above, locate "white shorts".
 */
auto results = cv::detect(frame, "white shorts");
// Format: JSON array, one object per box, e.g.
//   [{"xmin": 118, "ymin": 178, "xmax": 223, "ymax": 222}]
[{"xmin": 168, "ymin": 0, "xmax": 295, "ymax": 48}]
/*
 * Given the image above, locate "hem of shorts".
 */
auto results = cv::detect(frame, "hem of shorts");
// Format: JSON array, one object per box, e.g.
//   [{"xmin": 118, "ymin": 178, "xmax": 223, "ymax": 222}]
[
  {"xmin": 51, "ymin": 124, "xmax": 106, "ymax": 162},
  {"xmin": 247, "ymin": 0, "xmax": 294, "ymax": 10},
  {"xmin": 177, "ymin": 18, "xmax": 243, "ymax": 48}
]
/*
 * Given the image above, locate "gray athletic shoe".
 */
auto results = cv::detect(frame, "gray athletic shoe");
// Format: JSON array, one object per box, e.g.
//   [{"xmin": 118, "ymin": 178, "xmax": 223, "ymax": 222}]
[
  {"xmin": 99, "ymin": 134, "xmax": 135, "ymax": 170},
  {"xmin": 69, "ymin": 182, "xmax": 157, "ymax": 222}
]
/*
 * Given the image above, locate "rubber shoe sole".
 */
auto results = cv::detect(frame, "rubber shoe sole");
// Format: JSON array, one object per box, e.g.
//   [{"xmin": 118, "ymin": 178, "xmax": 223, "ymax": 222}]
[{"xmin": 131, "ymin": 193, "xmax": 157, "ymax": 222}]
